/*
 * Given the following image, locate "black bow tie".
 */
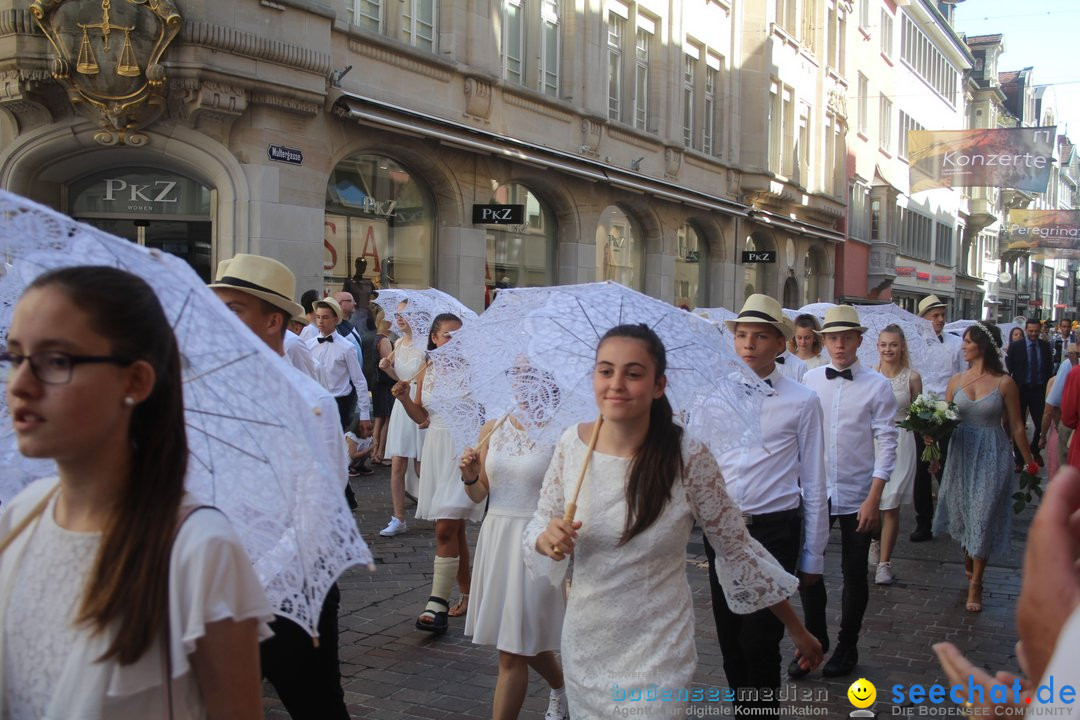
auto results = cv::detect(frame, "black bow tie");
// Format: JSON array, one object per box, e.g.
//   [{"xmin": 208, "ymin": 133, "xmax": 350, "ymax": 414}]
[
  {"xmin": 317, "ymin": 335, "xmax": 334, "ymax": 343},
  {"xmin": 826, "ymin": 367, "xmax": 853, "ymax": 381},
  {"xmin": 764, "ymin": 378, "xmax": 773, "ymax": 388},
  {"xmin": 775, "ymin": 355, "xmax": 785, "ymax": 364},
  {"xmin": 939, "ymin": 335, "xmax": 944, "ymax": 343}
]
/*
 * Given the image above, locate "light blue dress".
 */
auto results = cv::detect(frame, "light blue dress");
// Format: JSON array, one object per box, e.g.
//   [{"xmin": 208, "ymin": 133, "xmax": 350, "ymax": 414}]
[{"xmin": 932, "ymin": 387, "xmax": 1014, "ymax": 560}]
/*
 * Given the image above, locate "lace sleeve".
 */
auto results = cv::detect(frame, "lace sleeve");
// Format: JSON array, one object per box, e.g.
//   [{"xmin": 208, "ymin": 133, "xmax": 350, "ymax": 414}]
[
  {"xmin": 682, "ymin": 438, "xmax": 799, "ymax": 614},
  {"xmin": 522, "ymin": 427, "xmax": 573, "ymax": 587}
]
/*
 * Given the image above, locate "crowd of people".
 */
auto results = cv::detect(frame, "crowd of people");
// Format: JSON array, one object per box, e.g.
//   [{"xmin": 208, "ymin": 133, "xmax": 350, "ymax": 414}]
[{"xmin": 1, "ymin": 252, "xmax": 1078, "ymax": 719}]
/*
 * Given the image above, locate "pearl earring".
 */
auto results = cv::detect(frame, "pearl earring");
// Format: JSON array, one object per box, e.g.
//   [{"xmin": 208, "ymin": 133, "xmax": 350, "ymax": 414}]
[{"xmin": 124, "ymin": 396, "xmax": 135, "ymax": 407}]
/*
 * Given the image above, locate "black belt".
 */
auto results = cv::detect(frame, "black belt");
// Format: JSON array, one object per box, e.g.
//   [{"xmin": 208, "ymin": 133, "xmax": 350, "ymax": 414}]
[{"xmin": 741, "ymin": 508, "xmax": 801, "ymax": 527}]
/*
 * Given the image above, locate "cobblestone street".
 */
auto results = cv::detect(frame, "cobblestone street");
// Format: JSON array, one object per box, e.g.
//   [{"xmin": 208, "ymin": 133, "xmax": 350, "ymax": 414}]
[{"xmin": 264, "ymin": 465, "xmax": 1035, "ymax": 720}]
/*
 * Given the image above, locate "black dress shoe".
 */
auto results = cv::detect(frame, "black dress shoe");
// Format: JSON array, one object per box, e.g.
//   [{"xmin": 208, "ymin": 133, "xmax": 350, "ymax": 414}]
[
  {"xmin": 909, "ymin": 527, "xmax": 933, "ymax": 542},
  {"xmin": 822, "ymin": 645, "xmax": 859, "ymax": 678}
]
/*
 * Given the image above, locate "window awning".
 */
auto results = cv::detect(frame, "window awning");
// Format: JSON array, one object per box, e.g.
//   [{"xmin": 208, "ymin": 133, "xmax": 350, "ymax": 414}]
[{"xmin": 333, "ymin": 92, "xmax": 846, "ymax": 242}]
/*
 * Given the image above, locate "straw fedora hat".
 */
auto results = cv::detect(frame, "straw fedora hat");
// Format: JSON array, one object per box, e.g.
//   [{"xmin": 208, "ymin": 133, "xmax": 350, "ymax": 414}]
[
  {"xmin": 208, "ymin": 253, "xmax": 304, "ymax": 318},
  {"xmin": 917, "ymin": 294, "xmax": 947, "ymax": 317},
  {"xmin": 818, "ymin": 305, "xmax": 868, "ymax": 334},
  {"xmin": 724, "ymin": 294, "xmax": 794, "ymax": 339},
  {"xmin": 313, "ymin": 295, "xmax": 344, "ymax": 320}
]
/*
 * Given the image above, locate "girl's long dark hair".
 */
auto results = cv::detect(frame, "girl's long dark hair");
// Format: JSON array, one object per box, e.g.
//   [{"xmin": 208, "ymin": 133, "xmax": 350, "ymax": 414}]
[
  {"xmin": 965, "ymin": 323, "xmax": 1005, "ymax": 376},
  {"xmin": 428, "ymin": 312, "xmax": 461, "ymax": 350},
  {"xmin": 597, "ymin": 324, "xmax": 685, "ymax": 545},
  {"xmin": 28, "ymin": 266, "xmax": 187, "ymax": 665}
]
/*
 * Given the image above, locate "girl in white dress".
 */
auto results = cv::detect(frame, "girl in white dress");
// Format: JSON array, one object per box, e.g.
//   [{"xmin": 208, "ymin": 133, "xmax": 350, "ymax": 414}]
[
  {"xmin": 790, "ymin": 313, "xmax": 828, "ymax": 369},
  {"xmin": 459, "ymin": 383, "xmax": 568, "ymax": 720},
  {"xmin": 378, "ymin": 300, "xmax": 428, "ymax": 537},
  {"xmin": 871, "ymin": 324, "xmax": 922, "ymax": 585},
  {"xmin": 0, "ymin": 266, "xmax": 271, "ymax": 720},
  {"xmin": 393, "ymin": 313, "xmax": 485, "ymax": 633},
  {"xmin": 526, "ymin": 324, "xmax": 822, "ymax": 717}
]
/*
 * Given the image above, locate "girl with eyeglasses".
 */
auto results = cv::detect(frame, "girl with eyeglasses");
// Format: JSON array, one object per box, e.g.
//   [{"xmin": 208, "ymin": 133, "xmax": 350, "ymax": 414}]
[{"xmin": 0, "ymin": 266, "xmax": 270, "ymax": 719}]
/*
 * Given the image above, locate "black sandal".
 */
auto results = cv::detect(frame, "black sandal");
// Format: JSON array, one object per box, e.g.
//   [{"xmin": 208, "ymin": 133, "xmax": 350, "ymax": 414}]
[{"xmin": 415, "ymin": 596, "xmax": 449, "ymax": 634}]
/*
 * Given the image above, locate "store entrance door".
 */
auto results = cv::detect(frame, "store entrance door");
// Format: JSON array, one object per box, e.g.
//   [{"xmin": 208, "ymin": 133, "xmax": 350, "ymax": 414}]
[
  {"xmin": 79, "ymin": 218, "xmax": 213, "ymax": 282},
  {"xmin": 69, "ymin": 167, "xmax": 215, "ymax": 282}
]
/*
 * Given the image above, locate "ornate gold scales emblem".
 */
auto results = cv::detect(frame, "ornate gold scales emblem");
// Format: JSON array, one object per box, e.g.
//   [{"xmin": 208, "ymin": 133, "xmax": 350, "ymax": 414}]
[{"xmin": 31, "ymin": 0, "xmax": 182, "ymax": 145}]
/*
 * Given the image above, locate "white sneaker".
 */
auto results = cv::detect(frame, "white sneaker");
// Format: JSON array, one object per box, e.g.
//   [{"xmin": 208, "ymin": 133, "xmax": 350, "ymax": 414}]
[
  {"xmin": 380, "ymin": 516, "xmax": 407, "ymax": 537},
  {"xmin": 875, "ymin": 562, "xmax": 895, "ymax": 585},
  {"xmin": 544, "ymin": 707, "xmax": 569, "ymax": 720},
  {"xmin": 868, "ymin": 539, "xmax": 880, "ymax": 567}
]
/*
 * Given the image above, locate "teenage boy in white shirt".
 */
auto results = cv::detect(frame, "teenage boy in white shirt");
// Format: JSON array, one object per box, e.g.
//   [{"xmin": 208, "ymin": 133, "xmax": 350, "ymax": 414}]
[{"xmin": 792, "ymin": 305, "xmax": 898, "ymax": 679}]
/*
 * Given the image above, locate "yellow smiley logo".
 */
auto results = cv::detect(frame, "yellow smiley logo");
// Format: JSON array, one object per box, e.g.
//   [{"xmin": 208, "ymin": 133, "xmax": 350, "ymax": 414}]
[{"xmin": 847, "ymin": 678, "xmax": 876, "ymax": 709}]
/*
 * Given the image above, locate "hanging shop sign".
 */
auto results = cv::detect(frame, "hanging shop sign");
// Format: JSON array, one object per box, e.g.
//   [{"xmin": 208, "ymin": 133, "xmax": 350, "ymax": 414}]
[
  {"xmin": 741, "ymin": 250, "xmax": 777, "ymax": 264},
  {"xmin": 472, "ymin": 204, "xmax": 525, "ymax": 224}
]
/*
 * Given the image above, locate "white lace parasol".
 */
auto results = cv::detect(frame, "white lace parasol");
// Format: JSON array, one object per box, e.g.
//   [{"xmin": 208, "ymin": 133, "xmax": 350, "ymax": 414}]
[
  {"xmin": 0, "ymin": 191, "xmax": 371, "ymax": 638},
  {"xmin": 426, "ymin": 282, "xmax": 770, "ymax": 455},
  {"xmin": 373, "ymin": 287, "xmax": 477, "ymax": 341}
]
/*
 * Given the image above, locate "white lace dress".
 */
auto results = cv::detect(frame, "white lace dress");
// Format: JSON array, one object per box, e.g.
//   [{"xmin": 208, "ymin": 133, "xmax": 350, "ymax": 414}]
[
  {"xmin": 384, "ymin": 340, "xmax": 427, "ymax": 460},
  {"xmin": 465, "ymin": 422, "xmax": 563, "ymax": 655},
  {"xmin": 415, "ymin": 370, "xmax": 485, "ymax": 523},
  {"xmin": 877, "ymin": 367, "xmax": 916, "ymax": 510},
  {"xmin": 524, "ymin": 428, "xmax": 798, "ymax": 717}
]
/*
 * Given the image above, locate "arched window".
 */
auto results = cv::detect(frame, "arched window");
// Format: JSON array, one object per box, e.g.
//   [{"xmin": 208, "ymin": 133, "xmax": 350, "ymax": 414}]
[
  {"xmin": 595, "ymin": 205, "xmax": 643, "ymax": 289},
  {"xmin": 674, "ymin": 222, "xmax": 707, "ymax": 308},
  {"xmin": 485, "ymin": 183, "xmax": 556, "ymax": 306},
  {"xmin": 804, "ymin": 248, "xmax": 823, "ymax": 305},
  {"xmin": 325, "ymin": 154, "xmax": 435, "ymax": 290},
  {"xmin": 743, "ymin": 234, "xmax": 773, "ymax": 300}
]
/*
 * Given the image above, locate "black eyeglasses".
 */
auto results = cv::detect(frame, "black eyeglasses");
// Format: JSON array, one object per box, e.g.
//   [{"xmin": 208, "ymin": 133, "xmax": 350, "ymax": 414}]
[{"xmin": 0, "ymin": 351, "xmax": 134, "ymax": 385}]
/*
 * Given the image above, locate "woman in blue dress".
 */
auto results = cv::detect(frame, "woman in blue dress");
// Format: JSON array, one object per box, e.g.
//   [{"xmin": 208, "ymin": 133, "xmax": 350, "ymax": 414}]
[{"xmin": 933, "ymin": 322, "xmax": 1037, "ymax": 613}]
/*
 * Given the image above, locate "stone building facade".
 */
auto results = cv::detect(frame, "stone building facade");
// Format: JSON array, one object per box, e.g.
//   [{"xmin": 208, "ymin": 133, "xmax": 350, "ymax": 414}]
[{"xmin": 0, "ymin": 0, "xmax": 845, "ymax": 311}]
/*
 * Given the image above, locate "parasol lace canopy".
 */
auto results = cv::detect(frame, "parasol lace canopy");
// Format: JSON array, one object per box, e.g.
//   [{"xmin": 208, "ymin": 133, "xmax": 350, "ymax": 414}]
[
  {"xmin": 372, "ymin": 287, "xmax": 477, "ymax": 343},
  {"xmin": 425, "ymin": 282, "xmax": 771, "ymax": 457},
  {"xmin": 0, "ymin": 191, "xmax": 371, "ymax": 638}
]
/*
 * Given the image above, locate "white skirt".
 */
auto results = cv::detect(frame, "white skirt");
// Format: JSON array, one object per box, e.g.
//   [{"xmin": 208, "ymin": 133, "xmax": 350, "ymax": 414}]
[
  {"xmin": 415, "ymin": 424, "xmax": 485, "ymax": 522},
  {"xmin": 465, "ymin": 511, "xmax": 565, "ymax": 655},
  {"xmin": 384, "ymin": 391, "xmax": 425, "ymax": 459},
  {"xmin": 880, "ymin": 427, "xmax": 917, "ymax": 510}
]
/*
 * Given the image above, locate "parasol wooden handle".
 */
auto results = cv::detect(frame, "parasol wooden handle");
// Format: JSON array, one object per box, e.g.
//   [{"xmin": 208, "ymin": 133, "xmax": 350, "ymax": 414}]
[
  {"xmin": 403, "ymin": 360, "xmax": 430, "ymax": 384},
  {"xmin": 563, "ymin": 416, "xmax": 603, "ymax": 523},
  {"xmin": 474, "ymin": 413, "xmax": 510, "ymax": 451}
]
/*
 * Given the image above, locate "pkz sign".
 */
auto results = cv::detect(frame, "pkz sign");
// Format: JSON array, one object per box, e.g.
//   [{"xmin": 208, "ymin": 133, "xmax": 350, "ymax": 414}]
[
  {"xmin": 267, "ymin": 145, "xmax": 304, "ymax": 165},
  {"xmin": 472, "ymin": 204, "xmax": 525, "ymax": 225},
  {"xmin": 741, "ymin": 250, "xmax": 777, "ymax": 264}
]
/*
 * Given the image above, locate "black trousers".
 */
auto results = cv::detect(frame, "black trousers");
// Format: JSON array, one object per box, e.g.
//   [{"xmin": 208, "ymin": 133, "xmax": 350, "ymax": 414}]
[
  {"xmin": 261, "ymin": 583, "xmax": 349, "ymax": 720},
  {"xmin": 1015, "ymin": 382, "xmax": 1047, "ymax": 463},
  {"xmin": 913, "ymin": 430, "xmax": 950, "ymax": 532},
  {"xmin": 797, "ymin": 513, "xmax": 872, "ymax": 650},
  {"xmin": 334, "ymin": 388, "xmax": 359, "ymax": 509},
  {"xmin": 703, "ymin": 515, "xmax": 800, "ymax": 715}
]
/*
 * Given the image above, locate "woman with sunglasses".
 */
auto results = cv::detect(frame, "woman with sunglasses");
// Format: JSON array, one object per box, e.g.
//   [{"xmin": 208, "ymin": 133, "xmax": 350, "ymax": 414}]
[{"xmin": 0, "ymin": 266, "xmax": 270, "ymax": 719}]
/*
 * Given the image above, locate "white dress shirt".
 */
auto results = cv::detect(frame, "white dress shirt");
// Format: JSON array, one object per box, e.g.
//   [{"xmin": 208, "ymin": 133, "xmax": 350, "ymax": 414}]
[
  {"xmin": 804, "ymin": 360, "xmax": 899, "ymax": 516},
  {"xmin": 775, "ymin": 350, "xmax": 808, "ymax": 383},
  {"xmin": 306, "ymin": 333, "xmax": 371, "ymax": 420},
  {"xmin": 285, "ymin": 365, "xmax": 350, "ymax": 490},
  {"xmin": 803, "ymin": 354, "xmax": 828, "ymax": 370},
  {"xmin": 921, "ymin": 332, "xmax": 966, "ymax": 398},
  {"xmin": 714, "ymin": 368, "xmax": 829, "ymax": 574},
  {"xmin": 299, "ymin": 323, "xmax": 318, "ymax": 343},
  {"xmin": 283, "ymin": 331, "xmax": 319, "ymax": 381}
]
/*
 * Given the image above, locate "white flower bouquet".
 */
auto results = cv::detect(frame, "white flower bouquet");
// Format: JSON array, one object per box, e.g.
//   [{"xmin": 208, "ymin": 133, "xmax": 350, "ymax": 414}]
[{"xmin": 898, "ymin": 393, "xmax": 961, "ymax": 463}]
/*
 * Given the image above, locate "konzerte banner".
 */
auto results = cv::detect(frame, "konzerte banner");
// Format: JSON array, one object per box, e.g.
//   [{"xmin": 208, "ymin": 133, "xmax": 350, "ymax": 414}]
[
  {"xmin": 1006, "ymin": 209, "xmax": 1080, "ymax": 258},
  {"xmin": 908, "ymin": 127, "xmax": 1056, "ymax": 193}
]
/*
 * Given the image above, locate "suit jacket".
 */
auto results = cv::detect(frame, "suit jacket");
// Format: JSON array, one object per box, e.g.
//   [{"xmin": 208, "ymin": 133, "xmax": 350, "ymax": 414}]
[{"xmin": 1007, "ymin": 337, "xmax": 1053, "ymax": 387}]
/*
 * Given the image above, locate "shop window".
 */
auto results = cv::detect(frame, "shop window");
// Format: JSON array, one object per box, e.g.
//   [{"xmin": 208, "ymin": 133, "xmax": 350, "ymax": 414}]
[
  {"xmin": 743, "ymin": 234, "xmax": 773, "ymax": 299},
  {"xmin": 596, "ymin": 205, "xmax": 643, "ymax": 290},
  {"xmin": 674, "ymin": 223, "xmax": 707, "ymax": 309},
  {"xmin": 325, "ymin": 154, "xmax": 435, "ymax": 291},
  {"xmin": 485, "ymin": 183, "xmax": 556, "ymax": 306}
]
